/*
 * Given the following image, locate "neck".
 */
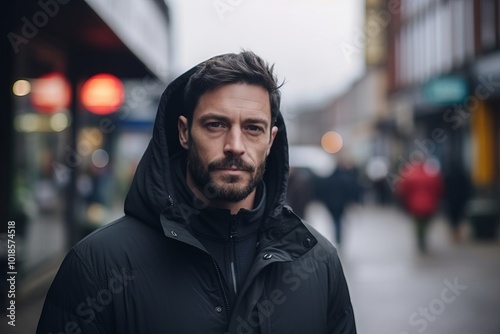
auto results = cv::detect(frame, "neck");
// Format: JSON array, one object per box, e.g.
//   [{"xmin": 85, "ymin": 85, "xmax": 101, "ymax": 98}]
[{"xmin": 186, "ymin": 172, "xmax": 256, "ymax": 215}]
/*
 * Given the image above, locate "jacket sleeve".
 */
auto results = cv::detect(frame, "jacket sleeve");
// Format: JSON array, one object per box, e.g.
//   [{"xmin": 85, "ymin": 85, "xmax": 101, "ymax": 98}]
[
  {"xmin": 327, "ymin": 250, "xmax": 357, "ymax": 334},
  {"xmin": 36, "ymin": 248, "xmax": 113, "ymax": 334}
]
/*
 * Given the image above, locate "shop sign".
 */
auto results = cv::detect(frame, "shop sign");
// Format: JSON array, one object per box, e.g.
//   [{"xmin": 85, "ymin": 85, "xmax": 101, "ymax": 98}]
[{"xmin": 422, "ymin": 76, "xmax": 468, "ymax": 105}]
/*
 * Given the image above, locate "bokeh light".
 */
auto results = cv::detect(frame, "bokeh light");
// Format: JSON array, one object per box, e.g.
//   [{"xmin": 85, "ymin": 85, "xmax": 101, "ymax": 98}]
[
  {"xmin": 14, "ymin": 114, "xmax": 39, "ymax": 132},
  {"xmin": 92, "ymin": 149, "xmax": 110, "ymax": 168},
  {"xmin": 50, "ymin": 113, "xmax": 69, "ymax": 132},
  {"xmin": 366, "ymin": 156, "xmax": 389, "ymax": 181},
  {"xmin": 12, "ymin": 79, "xmax": 31, "ymax": 96},
  {"xmin": 31, "ymin": 73, "xmax": 72, "ymax": 113},
  {"xmin": 321, "ymin": 131, "xmax": 343, "ymax": 154},
  {"xmin": 80, "ymin": 73, "xmax": 125, "ymax": 114}
]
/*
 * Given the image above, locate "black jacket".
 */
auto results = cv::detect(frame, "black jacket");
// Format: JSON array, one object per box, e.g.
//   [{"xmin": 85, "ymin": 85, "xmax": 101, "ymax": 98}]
[{"xmin": 37, "ymin": 58, "xmax": 357, "ymax": 334}]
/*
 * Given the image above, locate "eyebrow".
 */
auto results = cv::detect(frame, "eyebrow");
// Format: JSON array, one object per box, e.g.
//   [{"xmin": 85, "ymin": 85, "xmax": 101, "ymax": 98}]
[
  {"xmin": 198, "ymin": 113, "xmax": 231, "ymax": 124},
  {"xmin": 198, "ymin": 113, "xmax": 269, "ymax": 128},
  {"xmin": 243, "ymin": 118, "xmax": 269, "ymax": 128}
]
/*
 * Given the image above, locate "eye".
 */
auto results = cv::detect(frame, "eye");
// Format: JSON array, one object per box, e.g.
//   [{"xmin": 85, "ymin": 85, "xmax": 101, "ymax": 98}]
[
  {"xmin": 246, "ymin": 125, "xmax": 264, "ymax": 133},
  {"xmin": 207, "ymin": 122, "xmax": 225, "ymax": 129}
]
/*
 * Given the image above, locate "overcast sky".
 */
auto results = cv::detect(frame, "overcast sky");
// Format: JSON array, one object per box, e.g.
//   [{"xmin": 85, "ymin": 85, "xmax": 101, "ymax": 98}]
[{"xmin": 166, "ymin": 0, "xmax": 365, "ymax": 114}]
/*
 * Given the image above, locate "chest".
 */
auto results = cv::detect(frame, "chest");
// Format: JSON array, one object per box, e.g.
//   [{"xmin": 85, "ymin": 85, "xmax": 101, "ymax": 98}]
[{"xmin": 108, "ymin": 251, "xmax": 328, "ymax": 333}]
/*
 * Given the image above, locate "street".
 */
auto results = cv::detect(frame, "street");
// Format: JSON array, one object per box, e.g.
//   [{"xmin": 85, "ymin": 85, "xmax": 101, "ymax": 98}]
[{"xmin": 306, "ymin": 202, "xmax": 500, "ymax": 334}]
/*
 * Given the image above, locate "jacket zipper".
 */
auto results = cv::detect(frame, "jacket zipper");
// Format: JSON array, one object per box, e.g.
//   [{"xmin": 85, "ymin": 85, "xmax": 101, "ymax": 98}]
[
  {"xmin": 229, "ymin": 215, "xmax": 238, "ymax": 295},
  {"xmin": 212, "ymin": 257, "xmax": 231, "ymax": 316}
]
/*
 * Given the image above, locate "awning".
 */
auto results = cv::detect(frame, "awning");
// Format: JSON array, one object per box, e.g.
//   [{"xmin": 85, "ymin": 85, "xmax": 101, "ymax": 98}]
[{"xmin": 8, "ymin": 0, "xmax": 170, "ymax": 80}]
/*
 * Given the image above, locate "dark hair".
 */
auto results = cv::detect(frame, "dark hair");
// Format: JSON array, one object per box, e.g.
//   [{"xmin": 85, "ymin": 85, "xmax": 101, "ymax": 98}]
[{"xmin": 183, "ymin": 51, "xmax": 282, "ymax": 127}]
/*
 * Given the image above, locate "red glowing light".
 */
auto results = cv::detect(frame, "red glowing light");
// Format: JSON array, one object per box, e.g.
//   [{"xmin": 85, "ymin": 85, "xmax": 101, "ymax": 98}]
[
  {"xmin": 80, "ymin": 74, "xmax": 124, "ymax": 115},
  {"xmin": 31, "ymin": 73, "xmax": 71, "ymax": 113}
]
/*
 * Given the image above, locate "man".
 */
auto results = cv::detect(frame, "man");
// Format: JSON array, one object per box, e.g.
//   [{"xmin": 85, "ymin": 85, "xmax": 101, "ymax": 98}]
[
  {"xmin": 316, "ymin": 157, "xmax": 361, "ymax": 246},
  {"xmin": 37, "ymin": 51, "xmax": 356, "ymax": 333}
]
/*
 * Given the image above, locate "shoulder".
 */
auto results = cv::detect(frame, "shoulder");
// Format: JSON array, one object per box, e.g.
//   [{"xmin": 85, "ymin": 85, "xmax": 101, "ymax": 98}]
[
  {"xmin": 280, "ymin": 206, "xmax": 340, "ymax": 264},
  {"xmin": 297, "ymin": 221, "xmax": 347, "ymax": 278},
  {"xmin": 68, "ymin": 216, "xmax": 166, "ymax": 277},
  {"xmin": 299, "ymin": 218, "xmax": 336, "ymax": 250},
  {"xmin": 74, "ymin": 215, "xmax": 160, "ymax": 253}
]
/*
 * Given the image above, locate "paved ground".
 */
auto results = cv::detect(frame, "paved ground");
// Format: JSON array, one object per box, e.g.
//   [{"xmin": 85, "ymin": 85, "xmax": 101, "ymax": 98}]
[
  {"xmin": 306, "ymin": 202, "xmax": 500, "ymax": 334},
  {"xmin": 2, "ymin": 203, "xmax": 499, "ymax": 333}
]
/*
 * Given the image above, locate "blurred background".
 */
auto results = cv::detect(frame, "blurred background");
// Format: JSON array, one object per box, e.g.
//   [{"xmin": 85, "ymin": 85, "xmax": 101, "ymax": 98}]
[{"xmin": 1, "ymin": 0, "xmax": 500, "ymax": 333}]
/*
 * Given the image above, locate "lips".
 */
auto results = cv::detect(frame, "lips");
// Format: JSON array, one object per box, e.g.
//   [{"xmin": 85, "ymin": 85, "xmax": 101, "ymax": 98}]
[
  {"xmin": 218, "ymin": 165, "xmax": 244, "ymax": 171},
  {"xmin": 216, "ymin": 167, "xmax": 246, "ymax": 173}
]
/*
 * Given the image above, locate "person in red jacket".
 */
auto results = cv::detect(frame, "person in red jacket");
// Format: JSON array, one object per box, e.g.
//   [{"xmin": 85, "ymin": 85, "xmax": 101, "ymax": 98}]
[{"xmin": 396, "ymin": 157, "xmax": 444, "ymax": 253}]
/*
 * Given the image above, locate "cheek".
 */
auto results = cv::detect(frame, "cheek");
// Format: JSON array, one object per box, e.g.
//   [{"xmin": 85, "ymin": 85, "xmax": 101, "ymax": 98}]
[
  {"xmin": 191, "ymin": 136, "xmax": 219, "ymax": 163},
  {"xmin": 252, "ymin": 144, "xmax": 272, "ymax": 164}
]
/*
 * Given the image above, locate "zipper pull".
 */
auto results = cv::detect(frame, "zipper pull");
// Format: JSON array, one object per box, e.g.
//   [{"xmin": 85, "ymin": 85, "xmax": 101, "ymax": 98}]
[
  {"xmin": 229, "ymin": 215, "xmax": 238, "ymax": 295},
  {"xmin": 230, "ymin": 215, "xmax": 238, "ymax": 239}
]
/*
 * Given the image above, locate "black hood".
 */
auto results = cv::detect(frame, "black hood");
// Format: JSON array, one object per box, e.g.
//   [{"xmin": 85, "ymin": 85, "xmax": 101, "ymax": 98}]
[{"xmin": 124, "ymin": 55, "xmax": 290, "ymax": 232}]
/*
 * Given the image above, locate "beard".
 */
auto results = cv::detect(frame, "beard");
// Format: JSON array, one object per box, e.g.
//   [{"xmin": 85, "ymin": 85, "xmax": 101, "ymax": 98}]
[{"xmin": 187, "ymin": 143, "xmax": 266, "ymax": 203}]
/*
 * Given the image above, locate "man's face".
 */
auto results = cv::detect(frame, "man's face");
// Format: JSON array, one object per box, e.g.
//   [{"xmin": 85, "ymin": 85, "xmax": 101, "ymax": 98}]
[{"xmin": 178, "ymin": 83, "xmax": 278, "ymax": 203}]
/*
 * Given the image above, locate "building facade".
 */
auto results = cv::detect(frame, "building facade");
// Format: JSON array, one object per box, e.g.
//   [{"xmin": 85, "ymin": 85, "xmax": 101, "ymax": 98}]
[
  {"xmin": 1, "ymin": 0, "xmax": 171, "ymax": 283},
  {"xmin": 387, "ymin": 0, "xmax": 500, "ymax": 197}
]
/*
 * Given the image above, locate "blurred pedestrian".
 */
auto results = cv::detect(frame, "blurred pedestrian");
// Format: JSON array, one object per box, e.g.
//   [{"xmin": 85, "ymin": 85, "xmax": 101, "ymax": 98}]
[
  {"xmin": 37, "ymin": 51, "xmax": 356, "ymax": 333},
  {"xmin": 286, "ymin": 166, "xmax": 315, "ymax": 218},
  {"xmin": 443, "ymin": 165, "xmax": 472, "ymax": 242},
  {"xmin": 316, "ymin": 159, "xmax": 360, "ymax": 246},
  {"xmin": 396, "ymin": 157, "xmax": 443, "ymax": 253},
  {"xmin": 365, "ymin": 156, "xmax": 391, "ymax": 205}
]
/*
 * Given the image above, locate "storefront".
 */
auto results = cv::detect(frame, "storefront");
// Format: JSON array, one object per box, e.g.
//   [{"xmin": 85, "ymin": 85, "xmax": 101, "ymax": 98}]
[
  {"xmin": 472, "ymin": 50, "xmax": 500, "ymax": 192},
  {"xmin": 467, "ymin": 50, "xmax": 500, "ymax": 239},
  {"xmin": 3, "ymin": 0, "xmax": 170, "ymax": 275}
]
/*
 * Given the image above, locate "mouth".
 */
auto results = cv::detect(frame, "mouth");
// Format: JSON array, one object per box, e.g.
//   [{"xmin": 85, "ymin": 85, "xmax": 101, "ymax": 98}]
[{"xmin": 219, "ymin": 165, "xmax": 243, "ymax": 171}]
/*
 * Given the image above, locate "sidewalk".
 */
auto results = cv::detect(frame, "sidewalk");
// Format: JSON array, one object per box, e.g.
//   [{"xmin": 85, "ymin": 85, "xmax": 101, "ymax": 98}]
[
  {"xmin": 0, "ymin": 257, "xmax": 61, "ymax": 334},
  {"xmin": 306, "ymin": 202, "xmax": 500, "ymax": 334},
  {"xmin": 1, "ymin": 212, "xmax": 67, "ymax": 334}
]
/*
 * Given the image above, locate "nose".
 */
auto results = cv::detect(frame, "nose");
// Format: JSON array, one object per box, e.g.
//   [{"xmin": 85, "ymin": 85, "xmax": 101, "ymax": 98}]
[{"xmin": 223, "ymin": 127, "xmax": 245, "ymax": 156}]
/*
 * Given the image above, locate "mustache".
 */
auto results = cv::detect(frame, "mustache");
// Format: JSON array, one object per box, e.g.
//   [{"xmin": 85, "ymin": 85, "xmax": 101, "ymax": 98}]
[{"xmin": 208, "ymin": 156, "xmax": 255, "ymax": 172}]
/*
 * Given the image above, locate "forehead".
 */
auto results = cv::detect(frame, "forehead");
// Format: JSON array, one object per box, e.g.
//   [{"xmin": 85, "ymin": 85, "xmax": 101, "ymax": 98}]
[{"xmin": 194, "ymin": 83, "xmax": 271, "ymax": 120}]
